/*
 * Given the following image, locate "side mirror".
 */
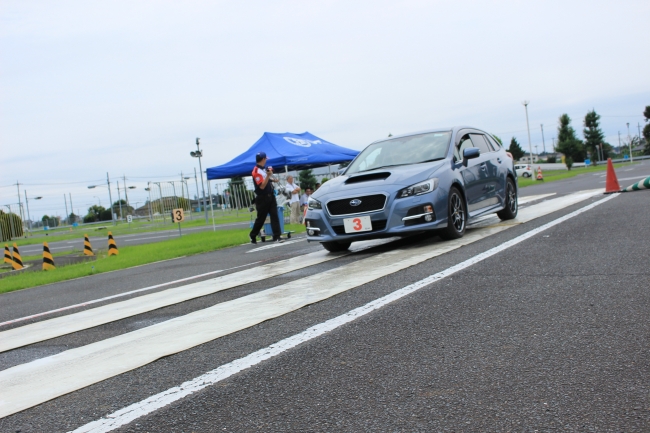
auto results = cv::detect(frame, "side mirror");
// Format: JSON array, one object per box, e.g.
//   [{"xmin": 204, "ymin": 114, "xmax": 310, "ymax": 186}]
[{"xmin": 463, "ymin": 147, "xmax": 480, "ymax": 163}]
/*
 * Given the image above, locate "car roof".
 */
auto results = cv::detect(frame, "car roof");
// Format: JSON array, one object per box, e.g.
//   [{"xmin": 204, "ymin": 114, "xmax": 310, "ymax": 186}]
[{"xmin": 370, "ymin": 126, "xmax": 490, "ymax": 144}]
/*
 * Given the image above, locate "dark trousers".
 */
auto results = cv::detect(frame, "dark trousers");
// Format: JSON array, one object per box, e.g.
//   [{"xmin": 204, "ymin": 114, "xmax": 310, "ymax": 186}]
[{"xmin": 250, "ymin": 194, "xmax": 281, "ymax": 239}]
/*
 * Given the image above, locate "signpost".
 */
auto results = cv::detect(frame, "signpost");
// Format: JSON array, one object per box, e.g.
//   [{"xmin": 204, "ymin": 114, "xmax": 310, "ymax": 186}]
[
  {"xmin": 171, "ymin": 208, "xmax": 185, "ymax": 237},
  {"xmin": 126, "ymin": 215, "xmax": 133, "ymax": 225}
]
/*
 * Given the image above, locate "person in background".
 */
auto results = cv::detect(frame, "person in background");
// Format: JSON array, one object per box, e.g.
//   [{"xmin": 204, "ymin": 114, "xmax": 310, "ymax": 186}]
[
  {"xmin": 285, "ymin": 175, "xmax": 301, "ymax": 224},
  {"xmin": 314, "ymin": 182, "xmax": 321, "ymax": 191},
  {"xmin": 300, "ymin": 187, "xmax": 312, "ymax": 212},
  {"xmin": 249, "ymin": 152, "xmax": 283, "ymax": 244}
]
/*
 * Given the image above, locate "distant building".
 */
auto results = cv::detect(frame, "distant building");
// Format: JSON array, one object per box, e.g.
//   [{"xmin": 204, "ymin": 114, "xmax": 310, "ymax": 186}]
[{"xmin": 519, "ymin": 153, "xmax": 540, "ymax": 163}]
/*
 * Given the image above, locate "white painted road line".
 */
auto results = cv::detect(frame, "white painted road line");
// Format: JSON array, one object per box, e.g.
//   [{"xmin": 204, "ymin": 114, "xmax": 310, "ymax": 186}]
[
  {"xmin": 0, "ymin": 189, "xmax": 607, "ymax": 417},
  {"xmin": 517, "ymin": 193, "xmax": 556, "ymax": 204},
  {"xmin": 247, "ymin": 239, "xmax": 305, "ymax": 252},
  {"xmin": 68, "ymin": 193, "xmax": 620, "ymax": 433}
]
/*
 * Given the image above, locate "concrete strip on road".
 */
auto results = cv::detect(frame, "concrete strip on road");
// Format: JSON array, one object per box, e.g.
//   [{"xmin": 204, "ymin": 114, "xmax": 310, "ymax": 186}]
[
  {"xmin": 0, "ymin": 189, "xmax": 603, "ymax": 354},
  {"xmin": 70, "ymin": 193, "xmax": 620, "ymax": 433},
  {"xmin": 0, "ymin": 237, "xmax": 397, "ymax": 351},
  {"xmin": 0, "ymin": 225, "xmax": 510, "ymax": 418},
  {"xmin": 0, "ymin": 189, "xmax": 605, "ymax": 418}
]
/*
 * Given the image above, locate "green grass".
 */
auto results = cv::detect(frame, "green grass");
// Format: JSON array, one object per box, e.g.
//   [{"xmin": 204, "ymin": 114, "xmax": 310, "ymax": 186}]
[
  {"xmin": 0, "ymin": 224, "xmax": 305, "ymax": 294},
  {"xmin": 517, "ymin": 162, "xmax": 632, "ymax": 188}
]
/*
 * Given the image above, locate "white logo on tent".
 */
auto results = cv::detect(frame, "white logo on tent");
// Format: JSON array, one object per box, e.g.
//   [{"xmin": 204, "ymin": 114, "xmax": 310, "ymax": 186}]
[{"xmin": 283, "ymin": 137, "xmax": 322, "ymax": 148}]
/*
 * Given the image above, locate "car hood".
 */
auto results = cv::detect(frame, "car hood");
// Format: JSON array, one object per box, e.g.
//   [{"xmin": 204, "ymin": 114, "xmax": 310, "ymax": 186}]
[{"xmin": 313, "ymin": 161, "xmax": 445, "ymax": 199}]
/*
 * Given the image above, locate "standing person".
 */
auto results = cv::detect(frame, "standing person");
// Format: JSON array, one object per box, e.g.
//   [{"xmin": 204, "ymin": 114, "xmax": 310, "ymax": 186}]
[
  {"xmin": 249, "ymin": 152, "xmax": 283, "ymax": 244},
  {"xmin": 285, "ymin": 175, "xmax": 301, "ymax": 224},
  {"xmin": 314, "ymin": 182, "xmax": 321, "ymax": 191}
]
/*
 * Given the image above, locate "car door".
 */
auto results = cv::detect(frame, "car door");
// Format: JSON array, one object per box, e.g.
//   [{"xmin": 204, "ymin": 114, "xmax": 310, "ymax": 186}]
[
  {"xmin": 469, "ymin": 133, "xmax": 501, "ymax": 209},
  {"xmin": 454, "ymin": 133, "xmax": 490, "ymax": 212}
]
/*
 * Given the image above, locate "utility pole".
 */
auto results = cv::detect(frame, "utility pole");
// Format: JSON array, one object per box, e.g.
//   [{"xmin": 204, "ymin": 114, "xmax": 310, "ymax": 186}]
[
  {"xmin": 123, "ymin": 175, "xmax": 130, "ymax": 208},
  {"xmin": 618, "ymin": 131, "xmax": 622, "ymax": 154},
  {"xmin": 64, "ymin": 194, "xmax": 69, "ymax": 223},
  {"xmin": 16, "ymin": 182, "xmax": 24, "ymax": 221},
  {"xmin": 522, "ymin": 101, "xmax": 533, "ymax": 167},
  {"xmin": 627, "ymin": 123, "xmax": 633, "ymax": 162},
  {"xmin": 552, "ymin": 137, "xmax": 555, "ymax": 152},
  {"xmin": 194, "ymin": 168, "xmax": 201, "ymax": 211},
  {"xmin": 540, "ymin": 124, "xmax": 546, "ymax": 154},
  {"xmin": 24, "ymin": 191, "xmax": 32, "ymax": 232},
  {"xmin": 107, "ymin": 172, "xmax": 115, "ymax": 225},
  {"xmin": 69, "ymin": 193, "xmax": 74, "ymax": 224},
  {"xmin": 117, "ymin": 181, "xmax": 123, "ymax": 221}
]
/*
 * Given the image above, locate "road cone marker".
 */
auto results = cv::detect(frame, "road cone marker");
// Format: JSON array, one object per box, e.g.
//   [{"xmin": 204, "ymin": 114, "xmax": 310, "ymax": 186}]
[
  {"xmin": 604, "ymin": 158, "xmax": 621, "ymax": 193},
  {"xmin": 536, "ymin": 166, "xmax": 544, "ymax": 181},
  {"xmin": 42, "ymin": 242, "xmax": 55, "ymax": 271},
  {"xmin": 107, "ymin": 232, "xmax": 119, "ymax": 256},
  {"xmin": 621, "ymin": 176, "xmax": 650, "ymax": 192},
  {"xmin": 12, "ymin": 243, "xmax": 24, "ymax": 270},
  {"xmin": 3, "ymin": 244, "xmax": 12, "ymax": 265},
  {"xmin": 83, "ymin": 234, "xmax": 94, "ymax": 256}
]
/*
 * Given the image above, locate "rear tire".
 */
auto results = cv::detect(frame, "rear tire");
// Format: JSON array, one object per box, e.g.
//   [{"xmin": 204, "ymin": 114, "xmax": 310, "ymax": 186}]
[
  {"xmin": 321, "ymin": 241, "xmax": 352, "ymax": 252},
  {"xmin": 523, "ymin": 172, "xmax": 531, "ymax": 178},
  {"xmin": 497, "ymin": 178, "xmax": 518, "ymax": 220},
  {"xmin": 440, "ymin": 187, "xmax": 466, "ymax": 240}
]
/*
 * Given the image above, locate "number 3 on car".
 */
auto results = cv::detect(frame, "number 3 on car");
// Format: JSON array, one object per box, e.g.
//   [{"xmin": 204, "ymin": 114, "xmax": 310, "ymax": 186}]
[{"xmin": 343, "ymin": 215, "xmax": 372, "ymax": 233}]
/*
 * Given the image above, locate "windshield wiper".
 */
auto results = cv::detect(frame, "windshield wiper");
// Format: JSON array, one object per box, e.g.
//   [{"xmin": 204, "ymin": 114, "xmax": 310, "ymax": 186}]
[{"xmin": 419, "ymin": 157, "xmax": 445, "ymax": 163}]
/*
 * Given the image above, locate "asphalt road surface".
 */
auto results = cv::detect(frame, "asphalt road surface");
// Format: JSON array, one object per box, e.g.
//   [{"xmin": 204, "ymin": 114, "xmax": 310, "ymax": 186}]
[{"xmin": 0, "ymin": 181, "xmax": 648, "ymax": 431}]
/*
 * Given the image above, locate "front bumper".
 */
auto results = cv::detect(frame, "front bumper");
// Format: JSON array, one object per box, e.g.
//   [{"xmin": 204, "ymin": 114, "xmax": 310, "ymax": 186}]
[{"xmin": 305, "ymin": 191, "xmax": 447, "ymax": 243}]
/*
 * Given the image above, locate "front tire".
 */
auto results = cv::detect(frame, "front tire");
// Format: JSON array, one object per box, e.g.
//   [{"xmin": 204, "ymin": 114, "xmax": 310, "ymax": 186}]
[
  {"xmin": 440, "ymin": 187, "xmax": 466, "ymax": 240},
  {"xmin": 497, "ymin": 178, "xmax": 518, "ymax": 220},
  {"xmin": 523, "ymin": 172, "xmax": 531, "ymax": 178},
  {"xmin": 321, "ymin": 241, "xmax": 352, "ymax": 252}
]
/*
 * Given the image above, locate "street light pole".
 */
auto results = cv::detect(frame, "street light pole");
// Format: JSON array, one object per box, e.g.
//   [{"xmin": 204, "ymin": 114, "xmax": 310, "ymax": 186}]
[
  {"xmin": 523, "ymin": 101, "xmax": 534, "ymax": 167},
  {"xmin": 540, "ymin": 124, "xmax": 546, "ymax": 154},
  {"xmin": 191, "ymin": 138, "xmax": 209, "ymax": 224},
  {"xmin": 627, "ymin": 122, "xmax": 633, "ymax": 162}
]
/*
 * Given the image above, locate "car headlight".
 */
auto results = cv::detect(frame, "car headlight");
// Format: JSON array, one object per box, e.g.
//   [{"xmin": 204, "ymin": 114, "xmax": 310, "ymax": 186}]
[
  {"xmin": 397, "ymin": 178, "xmax": 439, "ymax": 198},
  {"xmin": 308, "ymin": 197, "xmax": 322, "ymax": 210}
]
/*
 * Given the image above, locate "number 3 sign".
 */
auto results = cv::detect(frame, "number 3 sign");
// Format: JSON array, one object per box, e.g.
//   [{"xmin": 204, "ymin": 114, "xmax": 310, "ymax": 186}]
[{"xmin": 171, "ymin": 208, "xmax": 185, "ymax": 223}]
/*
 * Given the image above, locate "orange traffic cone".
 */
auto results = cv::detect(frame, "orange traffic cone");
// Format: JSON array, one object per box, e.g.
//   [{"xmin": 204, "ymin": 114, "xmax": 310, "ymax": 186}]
[
  {"xmin": 536, "ymin": 166, "xmax": 544, "ymax": 181},
  {"xmin": 604, "ymin": 158, "xmax": 621, "ymax": 193}
]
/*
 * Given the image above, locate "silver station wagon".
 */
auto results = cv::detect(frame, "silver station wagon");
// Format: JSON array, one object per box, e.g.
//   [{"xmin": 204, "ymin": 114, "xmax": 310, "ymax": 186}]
[{"xmin": 305, "ymin": 126, "xmax": 518, "ymax": 252}]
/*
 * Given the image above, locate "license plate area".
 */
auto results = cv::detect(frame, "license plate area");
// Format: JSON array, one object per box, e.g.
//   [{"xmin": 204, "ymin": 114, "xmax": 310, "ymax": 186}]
[{"xmin": 343, "ymin": 216, "xmax": 372, "ymax": 233}]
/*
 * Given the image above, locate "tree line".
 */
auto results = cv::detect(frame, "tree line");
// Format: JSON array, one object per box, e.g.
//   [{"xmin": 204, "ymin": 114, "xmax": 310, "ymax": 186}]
[{"xmin": 504, "ymin": 105, "xmax": 650, "ymax": 168}]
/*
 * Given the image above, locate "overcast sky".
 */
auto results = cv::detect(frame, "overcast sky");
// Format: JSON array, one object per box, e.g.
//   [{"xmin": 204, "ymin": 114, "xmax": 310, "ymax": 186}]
[{"xmin": 1, "ymin": 0, "xmax": 648, "ymax": 219}]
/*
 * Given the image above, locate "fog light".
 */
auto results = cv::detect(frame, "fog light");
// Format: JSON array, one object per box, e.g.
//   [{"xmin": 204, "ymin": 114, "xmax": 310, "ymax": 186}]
[
  {"xmin": 424, "ymin": 214, "xmax": 433, "ymax": 222},
  {"xmin": 424, "ymin": 205, "xmax": 433, "ymax": 213},
  {"xmin": 308, "ymin": 229, "xmax": 315, "ymax": 236}
]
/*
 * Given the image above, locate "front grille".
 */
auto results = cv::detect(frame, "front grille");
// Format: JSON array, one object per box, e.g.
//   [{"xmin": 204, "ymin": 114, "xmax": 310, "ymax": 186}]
[
  {"xmin": 326, "ymin": 194, "xmax": 387, "ymax": 216},
  {"xmin": 332, "ymin": 219, "xmax": 388, "ymax": 235}
]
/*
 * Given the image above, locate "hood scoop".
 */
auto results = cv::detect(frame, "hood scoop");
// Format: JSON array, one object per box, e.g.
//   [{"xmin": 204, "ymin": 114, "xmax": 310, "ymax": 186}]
[{"xmin": 345, "ymin": 172, "xmax": 391, "ymax": 184}]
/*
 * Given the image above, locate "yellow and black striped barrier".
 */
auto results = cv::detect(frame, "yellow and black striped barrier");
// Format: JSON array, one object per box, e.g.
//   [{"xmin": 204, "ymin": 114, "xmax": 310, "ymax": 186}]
[
  {"xmin": 12, "ymin": 243, "xmax": 23, "ymax": 270},
  {"xmin": 107, "ymin": 232, "xmax": 119, "ymax": 256},
  {"xmin": 3, "ymin": 244, "xmax": 11, "ymax": 265},
  {"xmin": 42, "ymin": 242, "xmax": 55, "ymax": 271},
  {"xmin": 83, "ymin": 234, "xmax": 94, "ymax": 256}
]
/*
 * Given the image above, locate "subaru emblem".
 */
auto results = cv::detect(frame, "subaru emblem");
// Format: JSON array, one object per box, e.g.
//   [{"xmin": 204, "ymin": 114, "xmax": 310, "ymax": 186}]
[{"xmin": 350, "ymin": 199, "xmax": 362, "ymax": 206}]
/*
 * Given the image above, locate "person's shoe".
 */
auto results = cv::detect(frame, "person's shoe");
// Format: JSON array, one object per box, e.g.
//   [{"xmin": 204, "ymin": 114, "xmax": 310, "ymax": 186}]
[
  {"xmin": 273, "ymin": 238, "xmax": 284, "ymax": 243},
  {"xmin": 249, "ymin": 234, "xmax": 257, "ymax": 244}
]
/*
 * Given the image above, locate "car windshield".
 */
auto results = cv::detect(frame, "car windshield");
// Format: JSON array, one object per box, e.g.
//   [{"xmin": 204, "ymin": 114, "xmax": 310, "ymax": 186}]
[{"xmin": 346, "ymin": 131, "xmax": 452, "ymax": 174}]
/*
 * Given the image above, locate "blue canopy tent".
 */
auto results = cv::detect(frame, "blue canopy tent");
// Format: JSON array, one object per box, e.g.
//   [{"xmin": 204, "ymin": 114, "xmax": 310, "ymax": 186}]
[{"xmin": 206, "ymin": 132, "xmax": 359, "ymax": 180}]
